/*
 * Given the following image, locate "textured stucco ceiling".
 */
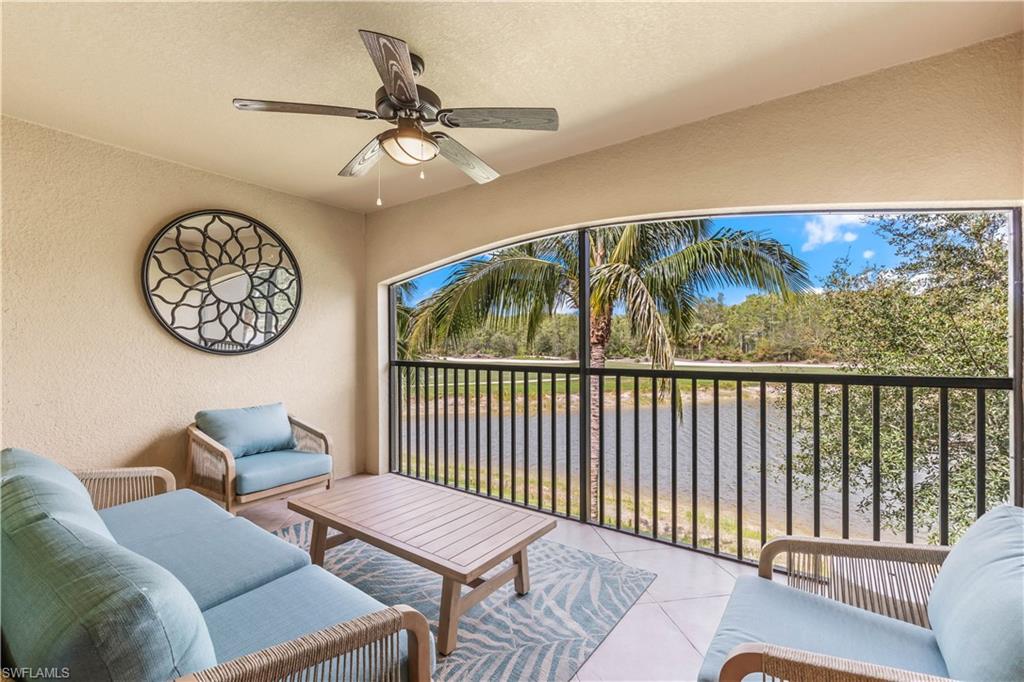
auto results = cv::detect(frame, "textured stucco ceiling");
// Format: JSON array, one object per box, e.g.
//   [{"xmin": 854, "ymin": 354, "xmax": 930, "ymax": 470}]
[{"xmin": 3, "ymin": 2, "xmax": 1021, "ymax": 213}]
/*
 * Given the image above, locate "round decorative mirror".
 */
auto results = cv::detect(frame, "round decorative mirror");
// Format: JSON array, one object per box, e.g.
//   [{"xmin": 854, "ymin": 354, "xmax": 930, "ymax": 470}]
[{"xmin": 142, "ymin": 210, "xmax": 301, "ymax": 354}]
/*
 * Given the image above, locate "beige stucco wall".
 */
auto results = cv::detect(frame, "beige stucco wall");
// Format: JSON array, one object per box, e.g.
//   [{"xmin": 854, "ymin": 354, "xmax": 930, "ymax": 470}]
[
  {"xmin": 1, "ymin": 117, "xmax": 366, "ymax": 481},
  {"xmin": 362, "ymin": 32, "xmax": 1024, "ymax": 473}
]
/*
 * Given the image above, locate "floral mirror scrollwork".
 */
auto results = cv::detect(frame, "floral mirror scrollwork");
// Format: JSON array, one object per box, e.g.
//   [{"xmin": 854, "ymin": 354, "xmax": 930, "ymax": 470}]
[{"xmin": 142, "ymin": 210, "xmax": 301, "ymax": 354}]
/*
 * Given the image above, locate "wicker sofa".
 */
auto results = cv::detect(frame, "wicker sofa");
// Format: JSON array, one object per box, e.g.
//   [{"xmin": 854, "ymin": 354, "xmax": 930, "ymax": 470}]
[
  {"xmin": 1, "ymin": 448, "xmax": 433, "ymax": 681},
  {"xmin": 701, "ymin": 505, "xmax": 1024, "ymax": 681}
]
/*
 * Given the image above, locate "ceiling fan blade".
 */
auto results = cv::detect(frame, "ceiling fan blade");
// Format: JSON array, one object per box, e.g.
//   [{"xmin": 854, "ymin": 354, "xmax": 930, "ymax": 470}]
[
  {"xmin": 433, "ymin": 133, "xmax": 499, "ymax": 184},
  {"xmin": 339, "ymin": 137, "xmax": 382, "ymax": 177},
  {"xmin": 234, "ymin": 99, "xmax": 378, "ymax": 119},
  {"xmin": 358, "ymin": 30, "xmax": 419, "ymax": 108},
  {"xmin": 437, "ymin": 107, "xmax": 558, "ymax": 131}
]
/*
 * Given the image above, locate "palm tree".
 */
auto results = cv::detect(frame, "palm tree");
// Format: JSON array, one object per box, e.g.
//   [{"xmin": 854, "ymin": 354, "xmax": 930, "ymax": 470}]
[
  {"xmin": 393, "ymin": 281, "xmax": 417, "ymax": 360},
  {"xmin": 406, "ymin": 219, "xmax": 810, "ymax": 517}
]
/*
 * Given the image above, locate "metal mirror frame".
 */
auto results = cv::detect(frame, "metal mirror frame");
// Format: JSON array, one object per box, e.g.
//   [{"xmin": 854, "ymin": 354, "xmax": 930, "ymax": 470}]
[{"xmin": 141, "ymin": 209, "xmax": 302, "ymax": 355}]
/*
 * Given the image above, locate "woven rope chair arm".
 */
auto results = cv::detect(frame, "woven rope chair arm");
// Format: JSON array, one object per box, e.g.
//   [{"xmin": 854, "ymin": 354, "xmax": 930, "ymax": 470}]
[
  {"xmin": 759, "ymin": 537, "xmax": 949, "ymax": 577},
  {"xmin": 720, "ymin": 642, "xmax": 950, "ymax": 682},
  {"xmin": 178, "ymin": 605, "xmax": 432, "ymax": 682},
  {"xmin": 187, "ymin": 424, "xmax": 235, "ymax": 494},
  {"xmin": 760, "ymin": 536, "xmax": 949, "ymax": 628},
  {"xmin": 74, "ymin": 467, "xmax": 176, "ymax": 510},
  {"xmin": 288, "ymin": 415, "xmax": 332, "ymax": 454}
]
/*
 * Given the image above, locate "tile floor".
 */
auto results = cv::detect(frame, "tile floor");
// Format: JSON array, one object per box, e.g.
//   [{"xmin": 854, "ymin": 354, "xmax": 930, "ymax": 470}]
[{"xmin": 239, "ymin": 487, "xmax": 753, "ymax": 682}]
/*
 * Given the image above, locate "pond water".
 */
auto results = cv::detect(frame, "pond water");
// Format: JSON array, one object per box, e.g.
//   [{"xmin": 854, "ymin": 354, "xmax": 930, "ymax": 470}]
[{"xmin": 398, "ymin": 395, "xmax": 898, "ymax": 542}]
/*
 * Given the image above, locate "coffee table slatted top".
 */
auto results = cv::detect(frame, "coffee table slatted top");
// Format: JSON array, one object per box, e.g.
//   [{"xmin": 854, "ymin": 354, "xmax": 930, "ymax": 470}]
[{"xmin": 290, "ymin": 474, "xmax": 556, "ymax": 583}]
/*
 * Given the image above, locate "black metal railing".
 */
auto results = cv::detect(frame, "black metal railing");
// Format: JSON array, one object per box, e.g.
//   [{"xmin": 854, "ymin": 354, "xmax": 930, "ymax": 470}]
[{"xmin": 390, "ymin": 359, "xmax": 1014, "ymax": 564}]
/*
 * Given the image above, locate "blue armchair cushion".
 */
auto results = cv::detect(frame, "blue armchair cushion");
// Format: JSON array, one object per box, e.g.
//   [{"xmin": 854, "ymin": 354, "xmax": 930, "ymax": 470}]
[
  {"xmin": 195, "ymin": 402, "xmax": 296, "ymax": 458},
  {"xmin": 1, "ymin": 515, "xmax": 216, "ymax": 681},
  {"xmin": 927, "ymin": 504, "xmax": 1024, "ymax": 682},
  {"xmin": 233, "ymin": 450, "xmax": 332, "ymax": 495},
  {"xmin": 698, "ymin": 576, "xmax": 948, "ymax": 682},
  {"xmin": 1, "ymin": 448, "xmax": 113, "ymax": 541}
]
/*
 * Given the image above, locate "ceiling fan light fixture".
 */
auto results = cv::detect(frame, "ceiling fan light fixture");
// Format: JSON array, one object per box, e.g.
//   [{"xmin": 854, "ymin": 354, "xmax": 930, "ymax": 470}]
[{"xmin": 379, "ymin": 119, "xmax": 439, "ymax": 165}]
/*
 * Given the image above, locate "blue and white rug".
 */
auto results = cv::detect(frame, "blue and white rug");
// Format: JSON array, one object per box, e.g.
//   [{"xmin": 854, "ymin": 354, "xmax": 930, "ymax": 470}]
[{"xmin": 274, "ymin": 520, "xmax": 654, "ymax": 681}]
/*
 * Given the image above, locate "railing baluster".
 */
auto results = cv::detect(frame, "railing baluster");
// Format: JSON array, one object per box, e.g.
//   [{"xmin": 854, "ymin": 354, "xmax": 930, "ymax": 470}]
[
  {"xmin": 453, "ymin": 368, "xmax": 459, "ymax": 486},
  {"xmin": 842, "ymin": 384, "xmax": 850, "ymax": 539},
  {"xmin": 905, "ymin": 386, "xmax": 914, "ymax": 543},
  {"xmin": 499, "ymin": 370, "xmax": 505, "ymax": 500},
  {"xmin": 475, "ymin": 369, "xmax": 481, "ymax": 493},
  {"xmin": 465, "ymin": 369, "xmax": 471, "ymax": 490},
  {"xmin": 736, "ymin": 379, "xmax": 743, "ymax": 559},
  {"xmin": 713, "ymin": 379, "xmax": 720, "ymax": 554},
  {"xmin": 652, "ymin": 378, "xmax": 658, "ymax": 540},
  {"xmin": 759, "ymin": 381, "xmax": 766, "ymax": 548},
  {"xmin": 444, "ymin": 367, "xmax": 449, "ymax": 485},
  {"xmin": 872, "ymin": 384, "xmax": 881, "ymax": 542},
  {"xmin": 415, "ymin": 366, "xmax": 422, "ymax": 478},
  {"xmin": 396, "ymin": 366, "xmax": 403, "ymax": 473},
  {"xmin": 551, "ymin": 373, "xmax": 557, "ymax": 514},
  {"xmin": 566, "ymin": 371, "xmax": 572, "ymax": 517},
  {"xmin": 417, "ymin": 366, "xmax": 425, "ymax": 477},
  {"xmin": 939, "ymin": 386, "xmax": 949, "ymax": 544},
  {"xmin": 976, "ymin": 388, "xmax": 986, "ymax": 518},
  {"xmin": 405, "ymin": 365, "xmax": 412, "ymax": 475},
  {"xmin": 616, "ymin": 374, "xmax": 622, "ymax": 530},
  {"xmin": 634, "ymin": 376, "xmax": 640, "ymax": 536},
  {"xmin": 785, "ymin": 382, "xmax": 793, "ymax": 536},
  {"xmin": 523, "ymin": 370, "xmax": 530, "ymax": 505},
  {"xmin": 671, "ymin": 377, "xmax": 678, "ymax": 545},
  {"xmin": 538, "ymin": 371, "xmax": 544, "ymax": 509},
  {"xmin": 438, "ymin": 364, "xmax": 442, "ymax": 481},
  {"xmin": 487, "ymin": 369, "xmax": 493, "ymax": 497},
  {"xmin": 599, "ymin": 374, "xmax": 606, "ymax": 524},
  {"xmin": 813, "ymin": 382, "xmax": 820, "ymax": 538},
  {"xmin": 511, "ymin": 371, "xmax": 517, "ymax": 504},
  {"xmin": 691, "ymin": 378, "xmax": 698, "ymax": 549}
]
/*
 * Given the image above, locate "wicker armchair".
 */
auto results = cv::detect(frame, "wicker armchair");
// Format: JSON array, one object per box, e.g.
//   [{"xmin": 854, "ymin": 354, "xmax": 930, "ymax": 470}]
[
  {"xmin": 186, "ymin": 415, "xmax": 333, "ymax": 512},
  {"xmin": 71, "ymin": 467, "xmax": 433, "ymax": 682},
  {"xmin": 719, "ymin": 536, "xmax": 951, "ymax": 682}
]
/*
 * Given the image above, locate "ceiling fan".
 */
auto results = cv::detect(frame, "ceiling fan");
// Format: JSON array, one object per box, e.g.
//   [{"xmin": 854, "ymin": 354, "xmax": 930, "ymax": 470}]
[{"xmin": 233, "ymin": 29, "xmax": 559, "ymax": 185}]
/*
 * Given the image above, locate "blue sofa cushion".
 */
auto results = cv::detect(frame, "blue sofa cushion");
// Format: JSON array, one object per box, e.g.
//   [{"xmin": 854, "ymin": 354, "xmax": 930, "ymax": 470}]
[
  {"xmin": 698, "ymin": 576, "xmax": 948, "ymax": 682},
  {"xmin": 100, "ymin": 488, "xmax": 233, "ymax": 544},
  {"xmin": 1, "ymin": 448, "xmax": 113, "ymax": 541},
  {"xmin": 115, "ymin": 516, "xmax": 310, "ymax": 610},
  {"xmin": 1, "ymin": 515, "xmax": 216, "ymax": 680},
  {"xmin": 233, "ymin": 450, "xmax": 332, "ymax": 495},
  {"xmin": 203, "ymin": 565, "xmax": 433, "ymax": 675},
  {"xmin": 927, "ymin": 504, "xmax": 1024, "ymax": 681},
  {"xmin": 195, "ymin": 403, "xmax": 296, "ymax": 458}
]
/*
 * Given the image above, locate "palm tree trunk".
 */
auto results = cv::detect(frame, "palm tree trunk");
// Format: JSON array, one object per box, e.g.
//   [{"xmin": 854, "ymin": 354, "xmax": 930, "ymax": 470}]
[{"xmin": 588, "ymin": 308, "xmax": 612, "ymax": 522}]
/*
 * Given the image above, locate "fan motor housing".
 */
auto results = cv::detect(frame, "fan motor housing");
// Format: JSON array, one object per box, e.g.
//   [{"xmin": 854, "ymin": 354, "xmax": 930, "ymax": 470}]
[{"xmin": 375, "ymin": 85, "xmax": 442, "ymax": 122}]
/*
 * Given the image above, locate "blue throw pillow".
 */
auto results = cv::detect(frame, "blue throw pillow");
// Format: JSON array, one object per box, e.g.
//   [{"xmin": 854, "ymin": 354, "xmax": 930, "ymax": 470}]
[
  {"xmin": 927, "ymin": 504, "xmax": 1024, "ymax": 681},
  {"xmin": 195, "ymin": 403, "xmax": 297, "ymax": 459}
]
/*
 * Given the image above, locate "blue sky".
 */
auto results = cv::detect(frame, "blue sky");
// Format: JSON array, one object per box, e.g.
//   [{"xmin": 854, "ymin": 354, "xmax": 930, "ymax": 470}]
[{"xmin": 403, "ymin": 213, "xmax": 898, "ymax": 307}]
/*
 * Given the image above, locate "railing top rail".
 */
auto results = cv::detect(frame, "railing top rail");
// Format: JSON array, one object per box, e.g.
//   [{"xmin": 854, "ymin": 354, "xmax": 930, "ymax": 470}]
[{"xmin": 393, "ymin": 359, "xmax": 1011, "ymax": 390}]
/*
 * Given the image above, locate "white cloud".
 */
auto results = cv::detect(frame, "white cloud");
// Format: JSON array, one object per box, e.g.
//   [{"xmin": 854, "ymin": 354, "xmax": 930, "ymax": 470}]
[
  {"xmin": 863, "ymin": 249, "xmax": 875, "ymax": 260},
  {"xmin": 801, "ymin": 214, "xmax": 868, "ymax": 252}
]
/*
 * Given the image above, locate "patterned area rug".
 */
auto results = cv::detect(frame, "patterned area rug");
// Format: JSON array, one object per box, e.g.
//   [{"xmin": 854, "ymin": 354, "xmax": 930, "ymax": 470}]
[{"xmin": 273, "ymin": 520, "xmax": 654, "ymax": 681}]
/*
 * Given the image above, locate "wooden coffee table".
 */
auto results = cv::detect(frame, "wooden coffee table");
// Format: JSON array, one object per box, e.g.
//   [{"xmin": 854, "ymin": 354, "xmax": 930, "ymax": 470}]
[{"xmin": 288, "ymin": 474, "xmax": 555, "ymax": 655}]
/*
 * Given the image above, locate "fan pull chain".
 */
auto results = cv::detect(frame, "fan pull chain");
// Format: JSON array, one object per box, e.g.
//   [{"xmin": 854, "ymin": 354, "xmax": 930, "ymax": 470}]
[
  {"xmin": 419, "ymin": 131, "xmax": 426, "ymax": 179},
  {"xmin": 376, "ymin": 159, "xmax": 383, "ymax": 206}
]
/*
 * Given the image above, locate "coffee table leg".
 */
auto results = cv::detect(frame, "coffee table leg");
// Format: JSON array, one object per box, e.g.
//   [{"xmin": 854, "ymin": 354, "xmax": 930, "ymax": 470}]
[
  {"xmin": 309, "ymin": 520, "xmax": 327, "ymax": 566},
  {"xmin": 438, "ymin": 577, "xmax": 461, "ymax": 655},
  {"xmin": 513, "ymin": 548, "xmax": 530, "ymax": 595}
]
